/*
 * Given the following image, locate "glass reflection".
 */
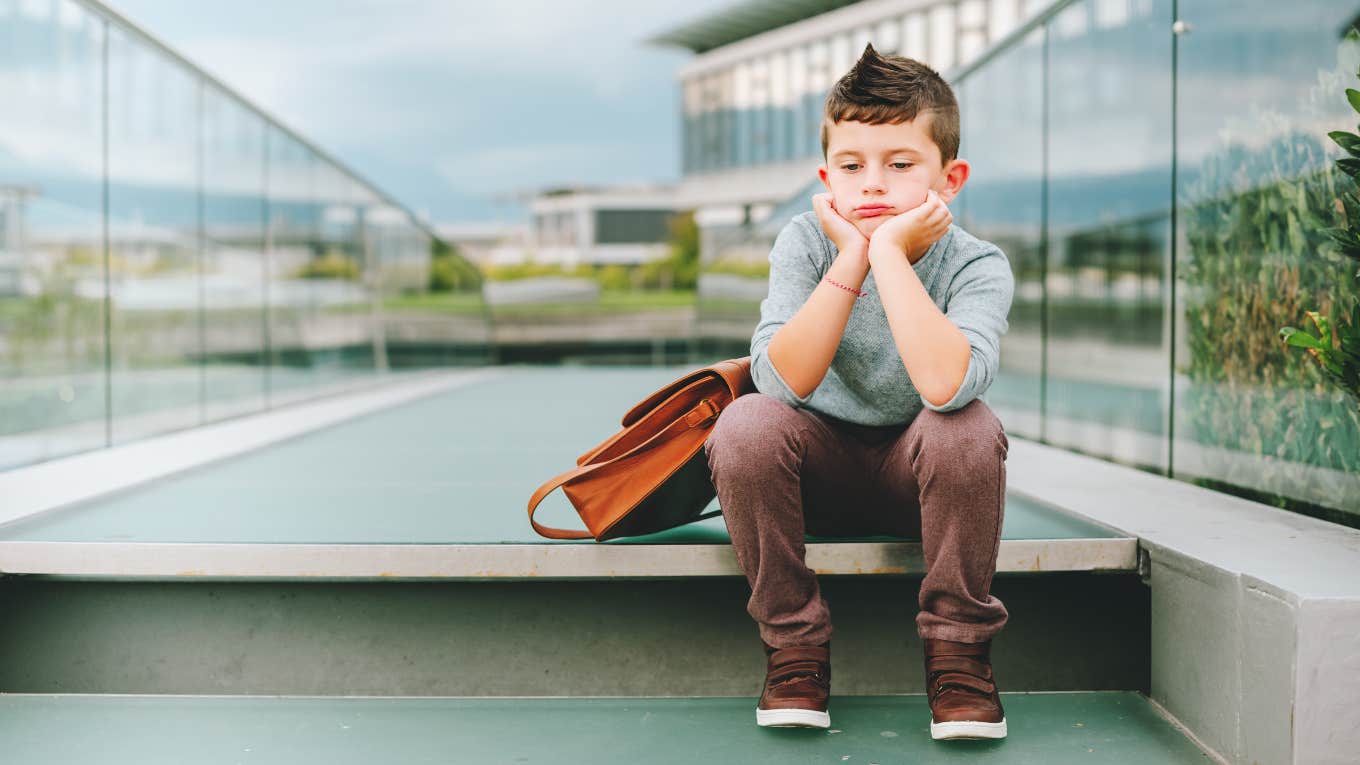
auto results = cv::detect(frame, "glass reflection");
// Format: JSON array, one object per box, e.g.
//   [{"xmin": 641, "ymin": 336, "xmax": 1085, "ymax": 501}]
[
  {"xmin": 1174, "ymin": 0, "xmax": 1360, "ymax": 517},
  {"xmin": 264, "ymin": 128, "xmax": 322, "ymax": 406},
  {"xmin": 956, "ymin": 27, "xmax": 1045, "ymax": 441},
  {"xmin": 1043, "ymin": 0, "xmax": 1173, "ymax": 469},
  {"xmin": 202, "ymin": 85, "xmax": 267, "ymax": 422},
  {"xmin": 0, "ymin": 1, "xmax": 488, "ymax": 472},
  {"xmin": 0, "ymin": 0, "xmax": 105, "ymax": 469},
  {"xmin": 304, "ymin": 166, "xmax": 363, "ymax": 391},
  {"xmin": 106, "ymin": 25, "xmax": 203, "ymax": 445}
]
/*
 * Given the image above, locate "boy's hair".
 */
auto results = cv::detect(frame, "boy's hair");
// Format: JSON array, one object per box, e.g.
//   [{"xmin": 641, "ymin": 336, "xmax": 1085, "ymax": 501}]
[{"xmin": 820, "ymin": 43, "xmax": 960, "ymax": 163}]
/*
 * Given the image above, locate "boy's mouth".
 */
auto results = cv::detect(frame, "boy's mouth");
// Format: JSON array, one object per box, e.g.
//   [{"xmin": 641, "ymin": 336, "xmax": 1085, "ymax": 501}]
[{"xmin": 856, "ymin": 205, "xmax": 892, "ymax": 218}]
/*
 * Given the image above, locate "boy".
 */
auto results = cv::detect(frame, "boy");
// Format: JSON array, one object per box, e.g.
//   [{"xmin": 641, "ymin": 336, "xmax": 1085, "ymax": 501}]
[{"xmin": 703, "ymin": 44, "xmax": 1014, "ymax": 741}]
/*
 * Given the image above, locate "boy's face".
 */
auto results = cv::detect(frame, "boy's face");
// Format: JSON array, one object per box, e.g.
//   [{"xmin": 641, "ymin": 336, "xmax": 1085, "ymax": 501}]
[{"xmin": 818, "ymin": 116, "xmax": 969, "ymax": 240}]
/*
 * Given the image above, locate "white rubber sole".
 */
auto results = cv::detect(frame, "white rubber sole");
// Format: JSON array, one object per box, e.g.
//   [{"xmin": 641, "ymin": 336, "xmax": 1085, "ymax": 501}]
[
  {"xmin": 756, "ymin": 707, "xmax": 831, "ymax": 728},
  {"xmin": 930, "ymin": 717, "xmax": 1007, "ymax": 740}
]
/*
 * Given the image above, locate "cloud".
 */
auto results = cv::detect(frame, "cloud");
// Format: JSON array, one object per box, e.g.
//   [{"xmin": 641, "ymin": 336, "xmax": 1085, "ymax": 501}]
[{"xmin": 435, "ymin": 140, "xmax": 664, "ymax": 196}]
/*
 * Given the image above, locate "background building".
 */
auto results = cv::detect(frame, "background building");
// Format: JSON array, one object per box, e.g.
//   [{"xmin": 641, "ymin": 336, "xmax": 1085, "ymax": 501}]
[{"xmin": 527, "ymin": 185, "xmax": 680, "ymax": 269}]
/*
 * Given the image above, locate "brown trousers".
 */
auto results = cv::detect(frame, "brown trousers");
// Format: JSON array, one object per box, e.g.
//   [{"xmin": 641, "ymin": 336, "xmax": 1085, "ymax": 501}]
[{"xmin": 703, "ymin": 392, "xmax": 1009, "ymax": 649}]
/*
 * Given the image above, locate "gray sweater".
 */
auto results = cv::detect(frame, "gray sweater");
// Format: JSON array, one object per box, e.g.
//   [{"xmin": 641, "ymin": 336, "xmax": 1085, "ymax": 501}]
[{"xmin": 750, "ymin": 210, "xmax": 1014, "ymax": 426}]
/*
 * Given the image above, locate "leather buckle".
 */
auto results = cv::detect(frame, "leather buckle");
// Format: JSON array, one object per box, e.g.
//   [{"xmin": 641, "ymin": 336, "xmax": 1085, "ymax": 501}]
[{"xmin": 685, "ymin": 398, "xmax": 720, "ymax": 428}]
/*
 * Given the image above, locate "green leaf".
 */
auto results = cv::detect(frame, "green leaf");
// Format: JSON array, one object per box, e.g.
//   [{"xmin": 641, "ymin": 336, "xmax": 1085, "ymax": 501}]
[
  {"xmin": 1342, "ymin": 326, "xmax": 1360, "ymax": 356},
  {"xmin": 1352, "ymin": 89, "xmax": 1360, "ymax": 115},
  {"xmin": 1325, "ymin": 227, "xmax": 1360, "ymax": 252},
  {"xmin": 1281, "ymin": 327, "xmax": 1326, "ymax": 350},
  {"xmin": 1342, "ymin": 192, "xmax": 1360, "ymax": 224},
  {"xmin": 1338, "ymin": 157, "xmax": 1360, "ymax": 179},
  {"xmin": 1306, "ymin": 310, "xmax": 1334, "ymax": 342},
  {"xmin": 1332, "ymin": 130, "xmax": 1360, "ymax": 157}
]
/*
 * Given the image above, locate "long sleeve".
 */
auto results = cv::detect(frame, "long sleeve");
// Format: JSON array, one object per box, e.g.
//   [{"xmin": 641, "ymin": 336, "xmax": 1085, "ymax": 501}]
[
  {"xmin": 749, "ymin": 217, "xmax": 828, "ymax": 408},
  {"xmin": 919, "ymin": 247, "xmax": 1014, "ymax": 413}
]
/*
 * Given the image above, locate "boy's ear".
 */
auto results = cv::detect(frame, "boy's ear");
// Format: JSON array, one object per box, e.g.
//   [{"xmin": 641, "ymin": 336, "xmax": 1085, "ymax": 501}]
[
  {"xmin": 936, "ymin": 158, "xmax": 970, "ymax": 203},
  {"xmin": 817, "ymin": 164, "xmax": 832, "ymax": 192}
]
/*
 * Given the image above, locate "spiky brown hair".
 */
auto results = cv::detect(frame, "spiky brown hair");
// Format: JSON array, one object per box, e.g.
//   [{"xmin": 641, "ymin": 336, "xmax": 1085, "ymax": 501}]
[{"xmin": 820, "ymin": 43, "xmax": 960, "ymax": 163}]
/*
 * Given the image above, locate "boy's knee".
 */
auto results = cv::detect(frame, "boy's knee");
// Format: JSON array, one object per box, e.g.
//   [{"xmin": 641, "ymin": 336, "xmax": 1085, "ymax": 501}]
[{"xmin": 914, "ymin": 399, "xmax": 1007, "ymax": 463}]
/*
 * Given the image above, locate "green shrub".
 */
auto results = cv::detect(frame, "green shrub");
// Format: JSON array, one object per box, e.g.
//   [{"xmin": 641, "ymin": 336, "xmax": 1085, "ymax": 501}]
[
  {"xmin": 596, "ymin": 264, "xmax": 631, "ymax": 291},
  {"xmin": 704, "ymin": 258, "xmax": 771, "ymax": 280},
  {"xmin": 295, "ymin": 249, "xmax": 360, "ymax": 280}
]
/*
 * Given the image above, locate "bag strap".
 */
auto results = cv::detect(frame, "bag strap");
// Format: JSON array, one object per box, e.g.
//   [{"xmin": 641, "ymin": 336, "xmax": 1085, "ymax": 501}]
[{"xmin": 528, "ymin": 398, "xmax": 722, "ymax": 540}]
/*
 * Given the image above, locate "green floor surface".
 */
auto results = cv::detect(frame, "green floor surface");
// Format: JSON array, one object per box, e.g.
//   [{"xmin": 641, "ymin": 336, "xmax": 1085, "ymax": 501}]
[
  {"xmin": 0, "ymin": 692, "xmax": 1210, "ymax": 764},
  {"xmin": 0, "ymin": 366, "xmax": 1121, "ymax": 545}
]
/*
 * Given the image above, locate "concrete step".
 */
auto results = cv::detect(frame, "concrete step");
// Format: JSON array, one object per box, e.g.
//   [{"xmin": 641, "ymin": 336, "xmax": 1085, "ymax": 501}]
[
  {"xmin": 0, "ymin": 573, "xmax": 1148, "ymax": 696},
  {"xmin": 0, "ymin": 692, "xmax": 1215, "ymax": 764}
]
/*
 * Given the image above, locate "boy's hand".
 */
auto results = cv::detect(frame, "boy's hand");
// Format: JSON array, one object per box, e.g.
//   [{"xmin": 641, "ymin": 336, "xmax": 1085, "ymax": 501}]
[
  {"xmin": 813, "ymin": 193, "xmax": 869, "ymax": 260},
  {"xmin": 868, "ymin": 189, "xmax": 952, "ymax": 262}
]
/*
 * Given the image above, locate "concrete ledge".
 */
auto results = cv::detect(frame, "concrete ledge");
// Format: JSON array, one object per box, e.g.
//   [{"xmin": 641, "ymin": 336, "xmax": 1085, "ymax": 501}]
[
  {"xmin": 0, "ymin": 369, "xmax": 505, "ymax": 529},
  {"xmin": 1004, "ymin": 437, "xmax": 1360, "ymax": 765},
  {"xmin": 0, "ymin": 537, "xmax": 1137, "ymax": 580}
]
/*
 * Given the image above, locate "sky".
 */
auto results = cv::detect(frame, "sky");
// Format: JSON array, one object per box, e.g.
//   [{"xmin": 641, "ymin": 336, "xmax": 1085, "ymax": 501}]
[{"xmin": 107, "ymin": 0, "xmax": 736, "ymax": 225}]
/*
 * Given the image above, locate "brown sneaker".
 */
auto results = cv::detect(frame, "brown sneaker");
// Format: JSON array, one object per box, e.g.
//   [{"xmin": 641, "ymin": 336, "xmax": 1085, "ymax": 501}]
[
  {"xmin": 922, "ymin": 637, "xmax": 1007, "ymax": 740},
  {"xmin": 755, "ymin": 640, "xmax": 831, "ymax": 728}
]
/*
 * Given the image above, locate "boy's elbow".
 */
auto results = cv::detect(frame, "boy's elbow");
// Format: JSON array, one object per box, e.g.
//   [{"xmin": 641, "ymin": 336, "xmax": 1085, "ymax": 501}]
[
  {"xmin": 921, "ymin": 388, "xmax": 953, "ymax": 409},
  {"xmin": 752, "ymin": 347, "xmax": 813, "ymax": 406},
  {"xmin": 921, "ymin": 381, "xmax": 963, "ymax": 410}
]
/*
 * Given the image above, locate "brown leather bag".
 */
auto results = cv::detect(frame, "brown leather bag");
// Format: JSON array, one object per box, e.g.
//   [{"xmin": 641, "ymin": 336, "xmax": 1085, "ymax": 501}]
[{"xmin": 527, "ymin": 356, "xmax": 755, "ymax": 541}]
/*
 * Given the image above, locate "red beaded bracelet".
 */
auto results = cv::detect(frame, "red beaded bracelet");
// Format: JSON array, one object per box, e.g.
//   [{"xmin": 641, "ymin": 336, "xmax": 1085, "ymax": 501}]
[{"xmin": 824, "ymin": 276, "xmax": 867, "ymax": 298}]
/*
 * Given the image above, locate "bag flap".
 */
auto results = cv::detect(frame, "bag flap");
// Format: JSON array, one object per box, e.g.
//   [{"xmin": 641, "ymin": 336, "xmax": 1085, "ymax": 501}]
[
  {"xmin": 574, "ymin": 357, "xmax": 752, "ymax": 467},
  {"xmin": 620, "ymin": 356, "xmax": 753, "ymax": 427}
]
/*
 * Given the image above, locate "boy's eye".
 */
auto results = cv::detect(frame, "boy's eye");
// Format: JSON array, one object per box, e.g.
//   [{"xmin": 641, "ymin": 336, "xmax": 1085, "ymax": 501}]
[{"xmin": 839, "ymin": 162, "xmax": 913, "ymax": 171}]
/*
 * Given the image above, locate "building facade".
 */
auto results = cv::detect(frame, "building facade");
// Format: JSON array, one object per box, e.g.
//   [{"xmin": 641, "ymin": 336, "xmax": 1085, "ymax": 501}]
[{"xmin": 528, "ymin": 185, "xmax": 680, "ymax": 269}]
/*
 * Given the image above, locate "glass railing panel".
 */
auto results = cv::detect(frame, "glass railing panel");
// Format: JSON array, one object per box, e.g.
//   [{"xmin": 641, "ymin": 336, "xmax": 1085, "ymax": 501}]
[
  {"xmin": 0, "ymin": 0, "xmax": 107, "ymax": 470},
  {"xmin": 201, "ymin": 83, "xmax": 267, "ymax": 423},
  {"xmin": 956, "ymin": 26, "xmax": 1046, "ymax": 441},
  {"xmin": 1042, "ymin": 0, "xmax": 1174, "ymax": 470},
  {"xmin": 1172, "ymin": 0, "xmax": 1360, "ymax": 520},
  {"xmin": 694, "ymin": 178, "xmax": 820, "ymax": 361},
  {"xmin": 376, "ymin": 212, "xmax": 490, "ymax": 370},
  {"xmin": 346, "ymin": 181, "xmax": 382, "ymax": 382},
  {"xmin": 263, "ymin": 127, "xmax": 323, "ymax": 407},
  {"xmin": 0, "ymin": 1, "xmax": 484, "ymax": 474},
  {"xmin": 952, "ymin": 81, "xmax": 972, "ymax": 227},
  {"xmin": 300, "ymin": 166, "xmax": 361, "ymax": 392},
  {"xmin": 105, "ymin": 23, "xmax": 203, "ymax": 444}
]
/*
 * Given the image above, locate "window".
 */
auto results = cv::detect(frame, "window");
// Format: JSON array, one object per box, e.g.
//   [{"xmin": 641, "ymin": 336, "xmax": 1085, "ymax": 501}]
[{"xmin": 594, "ymin": 210, "xmax": 675, "ymax": 245}]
